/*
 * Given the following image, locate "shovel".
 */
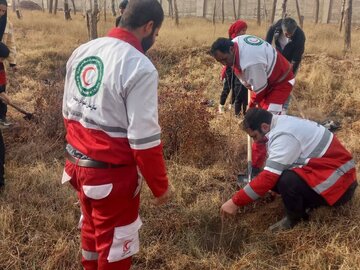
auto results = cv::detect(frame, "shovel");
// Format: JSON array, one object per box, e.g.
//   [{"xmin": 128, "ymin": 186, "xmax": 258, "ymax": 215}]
[
  {"xmin": 237, "ymin": 134, "xmax": 252, "ymax": 186},
  {"xmin": 0, "ymin": 96, "xmax": 34, "ymax": 120},
  {"xmin": 237, "ymin": 89, "xmax": 253, "ymax": 187}
]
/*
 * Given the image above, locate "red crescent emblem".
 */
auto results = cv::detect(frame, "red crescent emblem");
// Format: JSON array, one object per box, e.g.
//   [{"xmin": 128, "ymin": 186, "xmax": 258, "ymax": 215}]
[
  {"xmin": 123, "ymin": 239, "xmax": 133, "ymax": 252},
  {"xmin": 82, "ymin": 66, "xmax": 96, "ymax": 86}
]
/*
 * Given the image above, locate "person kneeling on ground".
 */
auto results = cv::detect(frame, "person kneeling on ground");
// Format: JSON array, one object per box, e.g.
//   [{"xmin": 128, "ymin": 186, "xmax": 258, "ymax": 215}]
[{"xmin": 221, "ymin": 108, "xmax": 357, "ymax": 232}]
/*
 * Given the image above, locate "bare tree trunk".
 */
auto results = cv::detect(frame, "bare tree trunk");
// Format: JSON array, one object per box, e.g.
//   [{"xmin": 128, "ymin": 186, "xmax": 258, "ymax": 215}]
[
  {"xmin": 212, "ymin": 0, "xmax": 216, "ymax": 25},
  {"xmin": 221, "ymin": 0, "xmax": 224, "ymax": 24},
  {"xmin": 71, "ymin": 0, "xmax": 76, "ymax": 14},
  {"xmin": 87, "ymin": 0, "xmax": 99, "ymax": 40},
  {"xmin": 48, "ymin": 0, "xmax": 53, "ymax": 13},
  {"xmin": 327, "ymin": 0, "xmax": 333, "ymax": 24},
  {"xmin": 315, "ymin": 0, "xmax": 319, "ymax": 24},
  {"xmin": 173, "ymin": 0, "xmax": 179, "ymax": 25},
  {"xmin": 263, "ymin": 0, "xmax": 268, "ymax": 22},
  {"xmin": 42, "ymin": 0, "xmax": 45, "ymax": 12},
  {"xmin": 270, "ymin": 0, "xmax": 277, "ymax": 23},
  {"xmin": 257, "ymin": 0, "xmax": 261, "ymax": 25},
  {"xmin": 202, "ymin": 0, "xmax": 206, "ymax": 17},
  {"xmin": 295, "ymin": 0, "xmax": 303, "ymax": 28},
  {"xmin": 15, "ymin": 9, "xmax": 22, "ymax": 18},
  {"xmin": 168, "ymin": 0, "xmax": 173, "ymax": 18},
  {"xmin": 281, "ymin": 0, "xmax": 287, "ymax": 18},
  {"xmin": 54, "ymin": 0, "xmax": 58, "ymax": 14},
  {"xmin": 339, "ymin": 0, "xmax": 346, "ymax": 32},
  {"xmin": 111, "ymin": 0, "xmax": 116, "ymax": 16},
  {"xmin": 237, "ymin": 0, "xmax": 241, "ymax": 19},
  {"xmin": 103, "ymin": 0, "xmax": 106, "ymax": 22},
  {"xmin": 232, "ymin": 0, "xmax": 236, "ymax": 20},
  {"xmin": 12, "ymin": 0, "xmax": 16, "ymax": 12},
  {"xmin": 344, "ymin": 0, "xmax": 352, "ymax": 51},
  {"xmin": 64, "ymin": 0, "xmax": 72, "ymax": 19}
]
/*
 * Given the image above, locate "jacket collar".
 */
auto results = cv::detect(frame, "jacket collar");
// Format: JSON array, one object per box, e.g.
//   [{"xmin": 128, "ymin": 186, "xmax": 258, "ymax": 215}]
[{"xmin": 107, "ymin": 27, "xmax": 144, "ymax": 54}]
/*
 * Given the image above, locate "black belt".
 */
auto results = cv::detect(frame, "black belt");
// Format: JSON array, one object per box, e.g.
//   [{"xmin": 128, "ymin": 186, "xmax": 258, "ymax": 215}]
[{"xmin": 65, "ymin": 151, "xmax": 124, "ymax": 169}]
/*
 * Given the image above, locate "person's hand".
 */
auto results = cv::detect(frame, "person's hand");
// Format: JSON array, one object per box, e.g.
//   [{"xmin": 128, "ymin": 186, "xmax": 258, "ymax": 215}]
[
  {"xmin": 220, "ymin": 199, "xmax": 239, "ymax": 216},
  {"xmin": 152, "ymin": 187, "xmax": 171, "ymax": 206}
]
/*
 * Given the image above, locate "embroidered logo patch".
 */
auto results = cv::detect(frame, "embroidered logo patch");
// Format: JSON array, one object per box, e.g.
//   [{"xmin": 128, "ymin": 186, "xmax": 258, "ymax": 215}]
[
  {"xmin": 244, "ymin": 36, "xmax": 264, "ymax": 46},
  {"xmin": 123, "ymin": 239, "xmax": 133, "ymax": 255},
  {"xmin": 75, "ymin": 56, "xmax": 104, "ymax": 97}
]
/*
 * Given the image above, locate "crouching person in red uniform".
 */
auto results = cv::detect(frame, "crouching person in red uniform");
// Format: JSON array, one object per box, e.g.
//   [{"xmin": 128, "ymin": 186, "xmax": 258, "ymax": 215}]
[
  {"xmin": 62, "ymin": 1, "xmax": 170, "ymax": 269},
  {"xmin": 221, "ymin": 108, "xmax": 357, "ymax": 231}
]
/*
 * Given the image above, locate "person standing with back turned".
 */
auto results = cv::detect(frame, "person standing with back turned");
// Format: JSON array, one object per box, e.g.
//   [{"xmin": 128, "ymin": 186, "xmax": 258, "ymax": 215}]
[{"xmin": 62, "ymin": 1, "xmax": 170, "ymax": 269}]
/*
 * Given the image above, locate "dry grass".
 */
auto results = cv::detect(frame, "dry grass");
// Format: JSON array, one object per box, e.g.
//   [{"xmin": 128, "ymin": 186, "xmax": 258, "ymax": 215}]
[{"xmin": 1, "ymin": 11, "xmax": 360, "ymax": 269}]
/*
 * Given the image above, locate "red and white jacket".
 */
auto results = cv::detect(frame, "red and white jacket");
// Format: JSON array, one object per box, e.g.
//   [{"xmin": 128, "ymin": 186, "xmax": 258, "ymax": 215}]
[
  {"xmin": 233, "ymin": 115, "xmax": 356, "ymax": 206},
  {"xmin": 231, "ymin": 35, "xmax": 294, "ymax": 108},
  {"xmin": 62, "ymin": 27, "xmax": 168, "ymax": 197}
]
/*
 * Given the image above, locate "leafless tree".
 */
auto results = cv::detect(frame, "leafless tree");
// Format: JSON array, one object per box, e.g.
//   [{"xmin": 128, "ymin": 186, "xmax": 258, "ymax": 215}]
[
  {"xmin": 174, "ymin": 0, "xmax": 179, "ymax": 25},
  {"xmin": 86, "ymin": 0, "xmax": 99, "ymax": 40},
  {"xmin": 111, "ymin": 0, "xmax": 116, "ymax": 16},
  {"xmin": 281, "ymin": 0, "xmax": 287, "ymax": 19},
  {"xmin": 270, "ymin": 0, "xmax": 277, "ymax": 23},
  {"xmin": 48, "ymin": 0, "xmax": 53, "ymax": 13},
  {"xmin": 212, "ymin": 0, "xmax": 216, "ymax": 25},
  {"xmin": 54, "ymin": 0, "xmax": 58, "ymax": 14},
  {"xmin": 221, "ymin": 0, "xmax": 224, "ymax": 24},
  {"xmin": 339, "ymin": 0, "xmax": 346, "ymax": 32},
  {"xmin": 64, "ymin": 0, "xmax": 72, "ymax": 20},
  {"xmin": 71, "ymin": 0, "xmax": 76, "ymax": 14},
  {"xmin": 232, "ymin": 0, "xmax": 236, "ymax": 20},
  {"xmin": 295, "ymin": 0, "xmax": 303, "ymax": 28},
  {"xmin": 168, "ymin": 0, "xmax": 173, "ymax": 18},
  {"xmin": 326, "ymin": 0, "xmax": 333, "ymax": 24},
  {"xmin": 344, "ymin": 0, "xmax": 352, "ymax": 51},
  {"xmin": 103, "ymin": 0, "xmax": 106, "ymax": 21},
  {"xmin": 257, "ymin": 0, "xmax": 261, "ymax": 25},
  {"xmin": 315, "ymin": 0, "xmax": 319, "ymax": 24},
  {"xmin": 237, "ymin": 0, "xmax": 241, "ymax": 19}
]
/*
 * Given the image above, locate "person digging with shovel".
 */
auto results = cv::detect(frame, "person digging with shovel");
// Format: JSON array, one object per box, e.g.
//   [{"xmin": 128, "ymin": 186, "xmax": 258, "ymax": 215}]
[
  {"xmin": 0, "ymin": 0, "xmax": 17, "ymax": 127},
  {"xmin": 221, "ymin": 108, "xmax": 357, "ymax": 231},
  {"xmin": 210, "ymin": 36, "xmax": 295, "ymax": 180}
]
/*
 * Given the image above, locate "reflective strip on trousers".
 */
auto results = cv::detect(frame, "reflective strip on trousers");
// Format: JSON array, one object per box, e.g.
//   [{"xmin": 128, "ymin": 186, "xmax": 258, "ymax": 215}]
[
  {"xmin": 82, "ymin": 249, "xmax": 99, "ymax": 261},
  {"xmin": 313, "ymin": 159, "xmax": 355, "ymax": 194},
  {"xmin": 244, "ymin": 184, "xmax": 261, "ymax": 200}
]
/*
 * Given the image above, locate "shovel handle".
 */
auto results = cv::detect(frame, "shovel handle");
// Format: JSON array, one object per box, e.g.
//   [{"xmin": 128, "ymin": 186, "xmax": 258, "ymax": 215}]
[{"xmin": 7, "ymin": 101, "xmax": 29, "ymax": 115}]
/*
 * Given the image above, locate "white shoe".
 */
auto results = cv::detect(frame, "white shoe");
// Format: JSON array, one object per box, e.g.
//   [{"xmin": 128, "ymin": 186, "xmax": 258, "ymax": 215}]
[{"xmin": 218, "ymin": 105, "xmax": 225, "ymax": 114}]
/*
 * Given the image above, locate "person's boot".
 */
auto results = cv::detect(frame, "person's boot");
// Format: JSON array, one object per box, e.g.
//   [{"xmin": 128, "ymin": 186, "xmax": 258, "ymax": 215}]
[
  {"xmin": 218, "ymin": 104, "xmax": 225, "ymax": 114},
  {"xmin": 268, "ymin": 216, "xmax": 295, "ymax": 232},
  {"xmin": 0, "ymin": 118, "xmax": 11, "ymax": 126}
]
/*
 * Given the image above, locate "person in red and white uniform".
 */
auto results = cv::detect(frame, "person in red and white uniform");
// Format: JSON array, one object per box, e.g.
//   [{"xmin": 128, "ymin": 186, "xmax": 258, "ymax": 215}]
[
  {"xmin": 62, "ymin": 1, "xmax": 170, "ymax": 269},
  {"xmin": 221, "ymin": 108, "xmax": 357, "ymax": 231},
  {"xmin": 210, "ymin": 36, "xmax": 295, "ymax": 176}
]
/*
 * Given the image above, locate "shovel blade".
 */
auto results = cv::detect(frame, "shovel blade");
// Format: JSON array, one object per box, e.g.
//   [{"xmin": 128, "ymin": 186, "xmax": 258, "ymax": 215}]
[{"xmin": 237, "ymin": 173, "xmax": 250, "ymax": 187}]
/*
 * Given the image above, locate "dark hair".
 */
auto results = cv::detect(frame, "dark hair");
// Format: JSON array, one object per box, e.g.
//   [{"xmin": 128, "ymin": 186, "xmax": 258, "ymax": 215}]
[
  {"xmin": 120, "ymin": 0, "xmax": 164, "ymax": 30},
  {"xmin": 282, "ymin": 17, "xmax": 298, "ymax": 34},
  {"xmin": 243, "ymin": 108, "xmax": 272, "ymax": 132},
  {"xmin": 210, "ymin": 38, "xmax": 234, "ymax": 56},
  {"xmin": 119, "ymin": 0, "xmax": 128, "ymax": 9}
]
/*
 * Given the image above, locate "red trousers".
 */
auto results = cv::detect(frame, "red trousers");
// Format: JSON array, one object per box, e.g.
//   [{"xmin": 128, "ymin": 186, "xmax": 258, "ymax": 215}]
[
  {"xmin": 252, "ymin": 80, "xmax": 293, "ymax": 169},
  {"xmin": 64, "ymin": 160, "xmax": 141, "ymax": 270}
]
